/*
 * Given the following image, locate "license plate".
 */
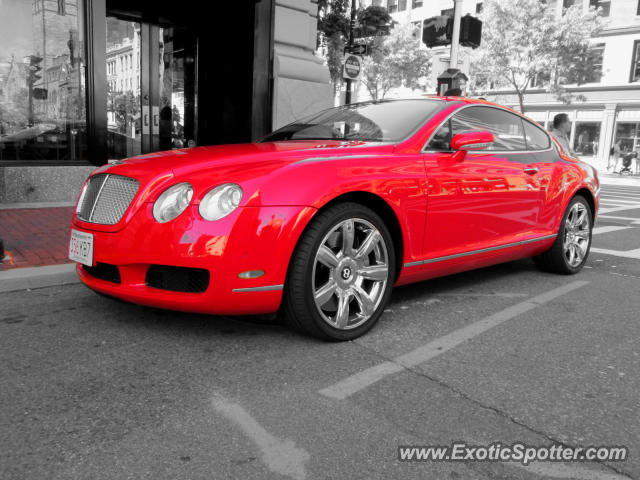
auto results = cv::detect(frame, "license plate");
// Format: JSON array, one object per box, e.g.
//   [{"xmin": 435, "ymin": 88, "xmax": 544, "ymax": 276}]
[{"xmin": 69, "ymin": 229, "xmax": 94, "ymax": 266}]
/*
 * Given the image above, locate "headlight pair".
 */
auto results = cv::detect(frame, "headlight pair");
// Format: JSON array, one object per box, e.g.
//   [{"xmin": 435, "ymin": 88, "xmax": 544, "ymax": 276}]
[{"xmin": 152, "ymin": 183, "xmax": 243, "ymax": 223}]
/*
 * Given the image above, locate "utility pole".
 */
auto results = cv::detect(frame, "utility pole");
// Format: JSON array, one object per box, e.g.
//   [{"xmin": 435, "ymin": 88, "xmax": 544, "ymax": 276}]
[
  {"xmin": 449, "ymin": 0, "xmax": 463, "ymax": 69},
  {"xmin": 344, "ymin": 0, "xmax": 357, "ymax": 104}
]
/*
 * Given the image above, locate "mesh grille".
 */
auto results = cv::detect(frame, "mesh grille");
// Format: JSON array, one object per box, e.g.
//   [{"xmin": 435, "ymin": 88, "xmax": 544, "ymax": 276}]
[
  {"xmin": 76, "ymin": 174, "xmax": 139, "ymax": 225},
  {"xmin": 82, "ymin": 263, "xmax": 121, "ymax": 284},
  {"xmin": 146, "ymin": 265, "xmax": 210, "ymax": 293}
]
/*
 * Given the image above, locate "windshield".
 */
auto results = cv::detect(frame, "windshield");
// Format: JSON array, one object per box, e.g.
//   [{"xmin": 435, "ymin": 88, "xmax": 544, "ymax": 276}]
[{"xmin": 260, "ymin": 99, "xmax": 447, "ymax": 143}]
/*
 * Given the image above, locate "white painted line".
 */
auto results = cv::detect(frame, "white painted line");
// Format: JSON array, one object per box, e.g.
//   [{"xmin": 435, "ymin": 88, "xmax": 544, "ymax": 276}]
[
  {"xmin": 515, "ymin": 459, "xmax": 631, "ymax": 480},
  {"xmin": 591, "ymin": 248, "xmax": 640, "ymax": 260},
  {"xmin": 598, "ymin": 199, "xmax": 640, "ymax": 205},
  {"xmin": 212, "ymin": 396, "xmax": 309, "ymax": 480},
  {"xmin": 592, "ymin": 225, "xmax": 634, "ymax": 235},
  {"xmin": 319, "ymin": 281, "xmax": 589, "ymax": 400},
  {"xmin": 597, "ymin": 215, "xmax": 640, "ymax": 224},
  {"xmin": 600, "ymin": 193, "xmax": 640, "ymax": 198},
  {"xmin": 598, "ymin": 205, "xmax": 640, "ymax": 214}
]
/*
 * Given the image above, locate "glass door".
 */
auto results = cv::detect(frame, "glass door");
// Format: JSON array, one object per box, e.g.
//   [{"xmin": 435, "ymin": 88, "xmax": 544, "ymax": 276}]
[
  {"xmin": 105, "ymin": 16, "xmax": 141, "ymax": 159},
  {"xmin": 105, "ymin": 18, "xmax": 197, "ymax": 160},
  {"xmin": 159, "ymin": 27, "xmax": 197, "ymax": 150}
]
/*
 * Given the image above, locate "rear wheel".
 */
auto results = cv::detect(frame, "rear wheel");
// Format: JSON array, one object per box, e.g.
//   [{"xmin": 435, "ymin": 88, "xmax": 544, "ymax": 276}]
[
  {"xmin": 533, "ymin": 195, "xmax": 592, "ymax": 274},
  {"xmin": 283, "ymin": 203, "xmax": 395, "ymax": 341}
]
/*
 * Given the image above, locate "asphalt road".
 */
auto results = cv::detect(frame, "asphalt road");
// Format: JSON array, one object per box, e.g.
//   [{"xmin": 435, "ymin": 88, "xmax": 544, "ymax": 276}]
[{"xmin": 1, "ymin": 179, "xmax": 639, "ymax": 480}]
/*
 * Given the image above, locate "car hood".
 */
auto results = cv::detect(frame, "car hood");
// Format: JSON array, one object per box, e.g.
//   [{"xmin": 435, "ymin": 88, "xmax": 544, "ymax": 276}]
[{"xmin": 101, "ymin": 140, "xmax": 395, "ymax": 180}]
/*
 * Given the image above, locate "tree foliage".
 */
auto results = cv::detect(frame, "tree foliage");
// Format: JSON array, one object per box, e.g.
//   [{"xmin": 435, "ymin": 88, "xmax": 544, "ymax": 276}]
[
  {"xmin": 360, "ymin": 24, "xmax": 431, "ymax": 100},
  {"xmin": 469, "ymin": 0, "xmax": 601, "ymax": 112},
  {"xmin": 317, "ymin": 2, "xmax": 394, "ymax": 96}
]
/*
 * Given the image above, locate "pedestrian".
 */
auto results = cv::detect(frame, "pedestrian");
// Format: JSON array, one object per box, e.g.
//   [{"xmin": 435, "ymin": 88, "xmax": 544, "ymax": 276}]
[
  {"xmin": 608, "ymin": 140, "xmax": 621, "ymax": 172},
  {"xmin": 549, "ymin": 113, "xmax": 575, "ymax": 157}
]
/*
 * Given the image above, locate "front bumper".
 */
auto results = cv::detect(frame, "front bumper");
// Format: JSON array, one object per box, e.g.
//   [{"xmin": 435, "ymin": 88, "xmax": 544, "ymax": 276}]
[{"xmin": 72, "ymin": 203, "xmax": 316, "ymax": 315}]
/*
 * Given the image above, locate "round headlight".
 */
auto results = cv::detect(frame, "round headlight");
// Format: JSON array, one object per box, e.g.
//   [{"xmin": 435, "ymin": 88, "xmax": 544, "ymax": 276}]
[
  {"xmin": 199, "ymin": 183, "xmax": 243, "ymax": 221},
  {"xmin": 152, "ymin": 182, "xmax": 193, "ymax": 223}
]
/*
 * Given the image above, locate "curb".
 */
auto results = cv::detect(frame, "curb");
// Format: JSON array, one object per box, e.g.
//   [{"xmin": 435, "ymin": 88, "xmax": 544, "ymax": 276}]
[{"xmin": 0, "ymin": 263, "xmax": 79, "ymax": 293}]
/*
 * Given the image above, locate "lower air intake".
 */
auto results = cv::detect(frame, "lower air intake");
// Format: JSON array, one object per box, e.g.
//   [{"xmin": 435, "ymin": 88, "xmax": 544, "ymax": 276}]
[{"xmin": 145, "ymin": 265, "xmax": 210, "ymax": 293}]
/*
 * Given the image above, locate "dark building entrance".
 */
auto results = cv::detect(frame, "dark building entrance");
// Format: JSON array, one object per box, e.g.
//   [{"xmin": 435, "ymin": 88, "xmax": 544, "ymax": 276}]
[
  {"xmin": 88, "ymin": 0, "xmax": 274, "ymax": 164},
  {"xmin": 1, "ymin": 0, "xmax": 328, "ymax": 203}
]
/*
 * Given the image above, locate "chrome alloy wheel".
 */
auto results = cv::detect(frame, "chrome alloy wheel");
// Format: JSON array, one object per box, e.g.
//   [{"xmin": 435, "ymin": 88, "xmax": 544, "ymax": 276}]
[
  {"xmin": 312, "ymin": 218, "xmax": 389, "ymax": 330},
  {"xmin": 563, "ymin": 202, "xmax": 591, "ymax": 268}
]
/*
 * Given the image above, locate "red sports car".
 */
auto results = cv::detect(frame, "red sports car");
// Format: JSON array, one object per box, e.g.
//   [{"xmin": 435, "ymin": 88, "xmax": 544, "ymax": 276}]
[{"xmin": 69, "ymin": 98, "xmax": 599, "ymax": 340}]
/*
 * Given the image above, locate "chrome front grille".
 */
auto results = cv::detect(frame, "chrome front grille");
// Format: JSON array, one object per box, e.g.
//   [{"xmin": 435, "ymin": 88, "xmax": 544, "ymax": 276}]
[{"xmin": 76, "ymin": 174, "xmax": 139, "ymax": 225}]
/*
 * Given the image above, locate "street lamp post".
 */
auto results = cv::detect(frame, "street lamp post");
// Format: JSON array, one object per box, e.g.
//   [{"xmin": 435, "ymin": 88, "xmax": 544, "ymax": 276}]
[{"xmin": 344, "ymin": 0, "xmax": 357, "ymax": 104}]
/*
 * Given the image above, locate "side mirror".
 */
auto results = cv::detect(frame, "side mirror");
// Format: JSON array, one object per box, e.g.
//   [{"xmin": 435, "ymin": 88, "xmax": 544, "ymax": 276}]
[{"xmin": 450, "ymin": 130, "xmax": 494, "ymax": 161}]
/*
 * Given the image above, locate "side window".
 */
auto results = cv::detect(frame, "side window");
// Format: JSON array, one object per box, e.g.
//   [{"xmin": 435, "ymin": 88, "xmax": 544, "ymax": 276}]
[
  {"xmin": 450, "ymin": 106, "xmax": 527, "ymax": 151},
  {"xmin": 522, "ymin": 119, "xmax": 551, "ymax": 150},
  {"xmin": 426, "ymin": 119, "xmax": 451, "ymax": 150}
]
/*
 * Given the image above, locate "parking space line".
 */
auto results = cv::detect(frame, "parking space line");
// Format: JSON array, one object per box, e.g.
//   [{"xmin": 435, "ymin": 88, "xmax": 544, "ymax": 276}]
[
  {"xmin": 592, "ymin": 225, "xmax": 635, "ymax": 235},
  {"xmin": 597, "ymin": 215, "xmax": 640, "ymax": 224},
  {"xmin": 212, "ymin": 396, "xmax": 310, "ymax": 480},
  {"xmin": 591, "ymin": 247, "xmax": 640, "ymax": 260},
  {"xmin": 599, "ymin": 205, "xmax": 640, "ymax": 214},
  {"xmin": 319, "ymin": 281, "xmax": 589, "ymax": 400}
]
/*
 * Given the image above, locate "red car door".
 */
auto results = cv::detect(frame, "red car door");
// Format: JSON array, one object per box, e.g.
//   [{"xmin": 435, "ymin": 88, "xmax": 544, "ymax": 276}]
[
  {"xmin": 520, "ymin": 120, "xmax": 565, "ymax": 240},
  {"xmin": 421, "ymin": 105, "xmax": 541, "ymax": 262}
]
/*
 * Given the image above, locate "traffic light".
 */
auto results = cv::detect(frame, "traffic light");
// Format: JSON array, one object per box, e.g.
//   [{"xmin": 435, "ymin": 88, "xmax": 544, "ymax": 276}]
[
  {"xmin": 422, "ymin": 14, "xmax": 482, "ymax": 49},
  {"xmin": 422, "ymin": 15, "xmax": 453, "ymax": 48},
  {"xmin": 459, "ymin": 14, "xmax": 482, "ymax": 49},
  {"xmin": 28, "ymin": 55, "xmax": 43, "ymax": 87}
]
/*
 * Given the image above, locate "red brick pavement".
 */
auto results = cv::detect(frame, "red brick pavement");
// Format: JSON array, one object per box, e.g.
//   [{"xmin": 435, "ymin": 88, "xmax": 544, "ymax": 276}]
[{"xmin": 0, "ymin": 207, "xmax": 74, "ymax": 271}]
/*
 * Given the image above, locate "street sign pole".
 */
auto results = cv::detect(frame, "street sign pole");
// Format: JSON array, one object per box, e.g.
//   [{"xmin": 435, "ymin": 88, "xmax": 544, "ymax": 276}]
[
  {"xmin": 345, "ymin": 0, "xmax": 357, "ymax": 104},
  {"xmin": 450, "ymin": 0, "xmax": 463, "ymax": 69}
]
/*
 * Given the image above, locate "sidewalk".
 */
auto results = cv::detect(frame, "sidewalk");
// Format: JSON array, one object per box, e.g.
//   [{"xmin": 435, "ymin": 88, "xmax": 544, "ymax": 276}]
[
  {"xmin": 0, "ymin": 205, "xmax": 74, "ymax": 271},
  {"xmin": 598, "ymin": 172, "xmax": 640, "ymax": 186}
]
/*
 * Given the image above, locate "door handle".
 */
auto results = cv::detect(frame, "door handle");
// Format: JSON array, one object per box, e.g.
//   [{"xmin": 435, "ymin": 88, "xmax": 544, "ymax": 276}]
[{"xmin": 524, "ymin": 166, "xmax": 539, "ymax": 175}]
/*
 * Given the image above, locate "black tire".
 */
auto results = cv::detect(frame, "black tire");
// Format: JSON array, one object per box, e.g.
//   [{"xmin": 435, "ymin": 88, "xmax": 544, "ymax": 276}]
[
  {"xmin": 533, "ymin": 195, "xmax": 593, "ymax": 274},
  {"xmin": 282, "ymin": 202, "xmax": 396, "ymax": 341}
]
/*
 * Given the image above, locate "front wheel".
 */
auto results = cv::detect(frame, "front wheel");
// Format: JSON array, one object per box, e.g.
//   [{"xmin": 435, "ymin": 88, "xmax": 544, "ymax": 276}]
[
  {"xmin": 282, "ymin": 203, "xmax": 395, "ymax": 341},
  {"xmin": 533, "ymin": 195, "xmax": 593, "ymax": 274}
]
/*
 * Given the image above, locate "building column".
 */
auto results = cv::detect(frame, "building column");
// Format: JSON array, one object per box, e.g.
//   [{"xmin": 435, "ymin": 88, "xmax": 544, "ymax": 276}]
[
  {"xmin": 569, "ymin": 110, "xmax": 577, "ymax": 152},
  {"xmin": 272, "ymin": 0, "xmax": 332, "ymax": 129},
  {"xmin": 599, "ymin": 103, "xmax": 618, "ymax": 168}
]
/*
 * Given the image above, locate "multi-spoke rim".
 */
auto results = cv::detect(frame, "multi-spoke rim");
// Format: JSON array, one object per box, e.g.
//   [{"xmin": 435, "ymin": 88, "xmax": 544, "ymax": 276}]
[
  {"xmin": 312, "ymin": 218, "xmax": 389, "ymax": 330},
  {"xmin": 563, "ymin": 202, "xmax": 591, "ymax": 268}
]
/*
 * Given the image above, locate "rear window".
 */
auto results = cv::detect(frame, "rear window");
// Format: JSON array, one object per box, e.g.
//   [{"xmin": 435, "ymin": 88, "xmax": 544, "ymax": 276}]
[{"xmin": 523, "ymin": 119, "xmax": 551, "ymax": 150}]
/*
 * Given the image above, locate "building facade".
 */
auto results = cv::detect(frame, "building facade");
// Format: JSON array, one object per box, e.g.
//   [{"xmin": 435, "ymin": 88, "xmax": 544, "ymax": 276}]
[
  {"xmin": 380, "ymin": 0, "xmax": 640, "ymax": 168},
  {"xmin": 0, "ymin": 0, "xmax": 331, "ymax": 203}
]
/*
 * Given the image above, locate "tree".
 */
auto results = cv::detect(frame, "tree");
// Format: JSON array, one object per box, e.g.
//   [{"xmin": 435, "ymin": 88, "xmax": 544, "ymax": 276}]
[
  {"xmin": 360, "ymin": 24, "xmax": 431, "ymax": 100},
  {"xmin": 317, "ymin": 0, "xmax": 350, "ymax": 96},
  {"xmin": 316, "ymin": 2, "xmax": 393, "ymax": 98},
  {"xmin": 469, "ymin": 0, "xmax": 601, "ymax": 112}
]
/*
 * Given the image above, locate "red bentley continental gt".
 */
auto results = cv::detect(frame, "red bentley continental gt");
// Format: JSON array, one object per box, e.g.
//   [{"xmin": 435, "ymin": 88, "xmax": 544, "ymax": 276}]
[{"xmin": 69, "ymin": 98, "xmax": 599, "ymax": 340}]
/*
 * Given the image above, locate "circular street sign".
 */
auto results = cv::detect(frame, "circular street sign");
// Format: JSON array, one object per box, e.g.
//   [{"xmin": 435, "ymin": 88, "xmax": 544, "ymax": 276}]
[{"xmin": 343, "ymin": 55, "xmax": 362, "ymax": 80}]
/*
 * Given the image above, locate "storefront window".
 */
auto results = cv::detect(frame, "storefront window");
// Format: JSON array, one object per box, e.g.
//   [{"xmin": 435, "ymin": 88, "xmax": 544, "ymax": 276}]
[
  {"xmin": 631, "ymin": 41, "xmax": 640, "ymax": 83},
  {"xmin": 614, "ymin": 122, "xmax": 640, "ymax": 153},
  {"xmin": 573, "ymin": 122, "xmax": 600, "ymax": 156},
  {"xmin": 0, "ymin": 0, "xmax": 87, "ymax": 164}
]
